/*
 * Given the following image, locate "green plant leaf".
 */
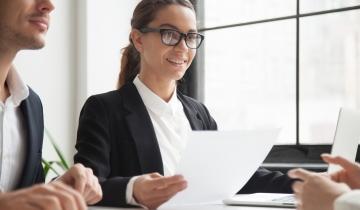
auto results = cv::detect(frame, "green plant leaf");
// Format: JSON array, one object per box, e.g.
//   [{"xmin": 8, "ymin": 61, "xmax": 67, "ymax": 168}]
[
  {"xmin": 44, "ymin": 128, "xmax": 70, "ymax": 170},
  {"xmin": 42, "ymin": 158, "xmax": 61, "ymax": 176}
]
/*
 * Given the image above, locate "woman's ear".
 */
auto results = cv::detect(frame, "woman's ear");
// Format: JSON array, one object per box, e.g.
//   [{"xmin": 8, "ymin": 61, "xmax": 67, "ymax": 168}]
[{"xmin": 131, "ymin": 29, "xmax": 143, "ymax": 53}]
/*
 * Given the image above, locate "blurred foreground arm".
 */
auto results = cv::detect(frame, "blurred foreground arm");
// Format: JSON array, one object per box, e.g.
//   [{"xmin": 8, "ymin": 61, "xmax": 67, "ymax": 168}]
[{"xmin": 0, "ymin": 182, "xmax": 86, "ymax": 210}]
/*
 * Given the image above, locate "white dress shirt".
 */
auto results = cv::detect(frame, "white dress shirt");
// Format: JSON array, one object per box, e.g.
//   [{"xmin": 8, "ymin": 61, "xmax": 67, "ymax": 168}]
[
  {"xmin": 335, "ymin": 190, "xmax": 360, "ymax": 210},
  {"xmin": 125, "ymin": 76, "xmax": 191, "ymax": 205},
  {"xmin": 0, "ymin": 67, "xmax": 29, "ymax": 192}
]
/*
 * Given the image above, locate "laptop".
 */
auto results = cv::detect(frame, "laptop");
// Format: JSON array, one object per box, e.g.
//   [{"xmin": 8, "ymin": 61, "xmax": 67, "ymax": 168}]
[
  {"xmin": 327, "ymin": 108, "xmax": 360, "ymax": 172},
  {"xmin": 223, "ymin": 107, "xmax": 360, "ymax": 208}
]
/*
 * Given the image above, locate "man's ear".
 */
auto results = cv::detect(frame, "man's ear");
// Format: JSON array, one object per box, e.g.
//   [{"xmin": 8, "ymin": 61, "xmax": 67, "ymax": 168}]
[{"xmin": 131, "ymin": 29, "xmax": 143, "ymax": 53}]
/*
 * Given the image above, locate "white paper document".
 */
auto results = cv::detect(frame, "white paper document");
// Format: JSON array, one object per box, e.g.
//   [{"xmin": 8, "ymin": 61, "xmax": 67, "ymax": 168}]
[{"xmin": 162, "ymin": 129, "xmax": 279, "ymax": 207}]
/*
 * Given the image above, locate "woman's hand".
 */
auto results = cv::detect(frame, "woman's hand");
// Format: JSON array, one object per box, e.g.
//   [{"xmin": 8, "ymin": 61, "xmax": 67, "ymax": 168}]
[
  {"xmin": 288, "ymin": 168, "xmax": 351, "ymax": 210},
  {"xmin": 133, "ymin": 173, "xmax": 187, "ymax": 209},
  {"xmin": 322, "ymin": 154, "xmax": 360, "ymax": 189}
]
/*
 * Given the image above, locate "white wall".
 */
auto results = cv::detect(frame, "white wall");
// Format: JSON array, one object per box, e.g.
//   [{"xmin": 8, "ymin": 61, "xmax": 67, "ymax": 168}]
[
  {"xmin": 13, "ymin": 0, "xmax": 139, "ymax": 171},
  {"xmin": 85, "ymin": 0, "xmax": 139, "ymax": 98},
  {"xmin": 14, "ymin": 0, "xmax": 77, "ymax": 165},
  {"xmin": 76, "ymin": 0, "xmax": 140, "ymax": 114}
]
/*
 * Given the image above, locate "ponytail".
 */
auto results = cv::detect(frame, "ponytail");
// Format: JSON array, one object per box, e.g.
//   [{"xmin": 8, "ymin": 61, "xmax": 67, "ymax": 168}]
[{"xmin": 117, "ymin": 43, "xmax": 140, "ymax": 89}]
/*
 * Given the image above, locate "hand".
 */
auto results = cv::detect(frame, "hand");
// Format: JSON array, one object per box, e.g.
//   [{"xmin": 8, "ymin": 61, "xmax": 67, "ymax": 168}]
[
  {"xmin": 0, "ymin": 182, "xmax": 86, "ymax": 210},
  {"xmin": 322, "ymin": 154, "xmax": 360, "ymax": 189},
  {"xmin": 133, "ymin": 173, "xmax": 187, "ymax": 209},
  {"xmin": 57, "ymin": 163, "xmax": 102, "ymax": 204},
  {"xmin": 288, "ymin": 168, "xmax": 351, "ymax": 210}
]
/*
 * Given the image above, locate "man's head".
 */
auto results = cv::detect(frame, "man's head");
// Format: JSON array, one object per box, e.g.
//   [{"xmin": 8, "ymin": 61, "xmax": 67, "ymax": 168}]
[{"xmin": 0, "ymin": 0, "xmax": 54, "ymax": 51}]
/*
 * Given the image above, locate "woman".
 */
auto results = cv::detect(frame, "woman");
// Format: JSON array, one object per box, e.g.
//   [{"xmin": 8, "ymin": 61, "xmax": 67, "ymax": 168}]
[{"xmin": 74, "ymin": 0, "xmax": 293, "ymax": 208}]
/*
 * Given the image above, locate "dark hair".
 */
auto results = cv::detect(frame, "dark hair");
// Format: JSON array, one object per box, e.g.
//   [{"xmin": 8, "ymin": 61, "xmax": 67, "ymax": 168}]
[{"xmin": 117, "ymin": 0, "xmax": 196, "ymax": 89}]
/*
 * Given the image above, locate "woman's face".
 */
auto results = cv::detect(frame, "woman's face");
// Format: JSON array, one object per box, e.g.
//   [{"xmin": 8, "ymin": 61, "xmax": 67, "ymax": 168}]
[{"xmin": 137, "ymin": 4, "xmax": 197, "ymax": 83}]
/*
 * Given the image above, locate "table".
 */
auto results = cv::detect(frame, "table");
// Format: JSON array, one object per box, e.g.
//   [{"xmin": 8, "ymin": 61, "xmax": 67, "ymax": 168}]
[{"xmin": 89, "ymin": 203, "xmax": 294, "ymax": 210}]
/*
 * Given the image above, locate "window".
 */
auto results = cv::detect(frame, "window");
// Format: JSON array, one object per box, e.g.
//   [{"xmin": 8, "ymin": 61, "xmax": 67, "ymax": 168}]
[
  {"xmin": 300, "ymin": 10, "xmax": 360, "ymax": 144},
  {"xmin": 187, "ymin": 0, "xmax": 360, "ymax": 165},
  {"xmin": 203, "ymin": 20, "xmax": 296, "ymax": 144}
]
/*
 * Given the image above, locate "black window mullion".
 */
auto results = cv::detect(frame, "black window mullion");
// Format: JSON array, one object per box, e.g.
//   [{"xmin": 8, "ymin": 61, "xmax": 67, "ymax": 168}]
[
  {"xmin": 193, "ymin": 2, "xmax": 360, "ymax": 149},
  {"xmin": 198, "ymin": 5, "xmax": 360, "ymax": 33},
  {"xmin": 296, "ymin": 0, "xmax": 300, "ymax": 146}
]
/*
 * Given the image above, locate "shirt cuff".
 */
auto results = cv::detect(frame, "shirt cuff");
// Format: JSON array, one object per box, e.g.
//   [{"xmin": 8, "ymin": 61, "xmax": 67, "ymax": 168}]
[
  {"xmin": 334, "ymin": 190, "xmax": 360, "ymax": 210},
  {"xmin": 126, "ymin": 176, "xmax": 143, "ymax": 206}
]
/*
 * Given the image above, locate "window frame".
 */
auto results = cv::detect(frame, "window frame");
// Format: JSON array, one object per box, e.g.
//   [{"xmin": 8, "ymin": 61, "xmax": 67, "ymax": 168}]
[{"xmin": 181, "ymin": 1, "xmax": 360, "ymax": 168}]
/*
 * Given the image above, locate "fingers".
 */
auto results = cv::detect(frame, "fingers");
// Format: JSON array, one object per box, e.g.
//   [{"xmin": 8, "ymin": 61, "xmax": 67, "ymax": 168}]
[
  {"xmin": 0, "ymin": 184, "xmax": 86, "ymax": 210},
  {"xmin": 149, "ymin": 172, "xmax": 162, "ymax": 179},
  {"xmin": 141, "ymin": 181, "xmax": 187, "ymax": 210},
  {"xmin": 26, "ymin": 183, "xmax": 86, "ymax": 210},
  {"xmin": 82, "ymin": 168, "xmax": 94, "ymax": 200},
  {"xmin": 62, "ymin": 164, "xmax": 102, "ymax": 205},
  {"xmin": 292, "ymin": 181, "xmax": 304, "ymax": 194},
  {"xmin": 71, "ymin": 164, "xmax": 87, "ymax": 195},
  {"xmin": 296, "ymin": 201, "xmax": 303, "ymax": 210},
  {"xmin": 155, "ymin": 181, "xmax": 187, "ymax": 203},
  {"xmin": 84, "ymin": 169, "xmax": 103, "ymax": 204},
  {"xmin": 291, "ymin": 180, "xmax": 305, "ymax": 210},
  {"xmin": 288, "ymin": 168, "xmax": 314, "ymax": 181},
  {"xmin": 150, "ymin": 175, "xmax": 185, "ymax": 189},
  {"xmin": 321, "ymin": 154, "xmax": 359, "ymax": 171},
  {"xmin": 28, "ymin": 194, "xmax": 62, "ymax": 210},
  {"xmin": 51, "ymin": 182, "xmax": 87, "ymax": 210},
  {"xmin": 134, "ymin": 173, "xmax": 188, "ymax": 209},
  {"xmin": 46, "ymin": 183, "xmax": 78, "ymax": 210}
]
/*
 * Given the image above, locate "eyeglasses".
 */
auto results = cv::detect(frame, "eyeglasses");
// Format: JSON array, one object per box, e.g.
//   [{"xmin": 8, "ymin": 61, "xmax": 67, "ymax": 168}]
[{"xmin": 139, "ymin": 27, "xmax": 204, "ymax": 49}]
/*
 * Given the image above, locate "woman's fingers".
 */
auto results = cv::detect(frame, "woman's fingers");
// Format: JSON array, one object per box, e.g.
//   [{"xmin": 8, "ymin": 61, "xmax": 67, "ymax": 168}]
[
  {"xmin": 134, "ymin": 173, "xmax": 188, "ymax": 209},
  {"xmin": 322, "ymin": 154, "xmax": 359, "ymax": 171},
  {"xmin": 151, "ymin": 175, "xmax": 185, "ymax": 189}
]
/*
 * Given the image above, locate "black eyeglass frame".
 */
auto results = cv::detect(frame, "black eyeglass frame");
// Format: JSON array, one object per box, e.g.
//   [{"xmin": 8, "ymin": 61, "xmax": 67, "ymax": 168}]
[{"xmin": 139, "ymin": 27, "xmax": 205, "ymax": 49}]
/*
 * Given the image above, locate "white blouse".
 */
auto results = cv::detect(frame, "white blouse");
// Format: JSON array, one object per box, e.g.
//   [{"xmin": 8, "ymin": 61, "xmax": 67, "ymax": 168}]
[{"xmin": 126, "ymin": 76, "xmax": 191, "ymax": 205}]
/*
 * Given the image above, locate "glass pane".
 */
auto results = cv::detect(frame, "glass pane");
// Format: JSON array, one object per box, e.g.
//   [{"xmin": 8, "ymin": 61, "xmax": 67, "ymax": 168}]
[
  {"xmin": 202, "ymin": 0, "xmax": 296, "ymax": 28},
  {"xmin": 301, "ymin": 0, "xmax": 360, "ymax": 13},
  {"xmin": 300, "ymin": 10, "xmax": 360, "ymax": 144},
  {"xmin": 203, "ymin": 20, "xmax": 296, "ymax": 144}
]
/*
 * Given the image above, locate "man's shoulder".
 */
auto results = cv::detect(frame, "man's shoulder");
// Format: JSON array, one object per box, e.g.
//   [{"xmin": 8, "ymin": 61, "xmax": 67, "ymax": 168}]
[
  {"xmin": 25, "ymin": 86, "xmax": 42, "ymax": 105},
  {"xmin": 28, "ymin": 86, "xmax": 40, "ymax": 97}
]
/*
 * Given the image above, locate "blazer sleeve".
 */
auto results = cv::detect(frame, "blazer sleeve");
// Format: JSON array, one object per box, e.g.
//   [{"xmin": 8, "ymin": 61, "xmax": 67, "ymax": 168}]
[
  {"xmin": 17, "ymin": 88, "xmax": 45, "ymax": 189},
  {"xmin": 198, "ymin": 102, "xmax": 217, "ymax": 130},
  {"xmin": 334, "ymin": 190, "xmax": 360, "ymax": 210},
  {"xmin": 74, "ymin": 96, "xmax": 131, "ymax": 207},
  {"xmin": 238, "ymin": 167, "xmax": 293, "ymax": 194}
]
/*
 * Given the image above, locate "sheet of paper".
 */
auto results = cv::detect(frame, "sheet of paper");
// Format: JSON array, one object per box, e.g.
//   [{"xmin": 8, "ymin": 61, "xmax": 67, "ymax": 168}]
[{"xmin": 162, "ymin": 129, "xmax": 280, "ymax": 207}]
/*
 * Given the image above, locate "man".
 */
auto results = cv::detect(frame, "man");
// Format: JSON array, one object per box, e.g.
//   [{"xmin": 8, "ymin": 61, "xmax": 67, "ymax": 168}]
[
  {"xmin": 0, "ymin": 0, "xmax": 102, "ymax": 209},
  {"xmin": 289, "ymin": 154, "xmax": 360, "ymax": 210}
]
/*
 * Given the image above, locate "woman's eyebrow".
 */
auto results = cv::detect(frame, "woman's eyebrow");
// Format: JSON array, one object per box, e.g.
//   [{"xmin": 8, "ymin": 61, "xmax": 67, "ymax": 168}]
[{"xmin": 159, "ymin": 23, "xmax": 197, "ymax": 32}]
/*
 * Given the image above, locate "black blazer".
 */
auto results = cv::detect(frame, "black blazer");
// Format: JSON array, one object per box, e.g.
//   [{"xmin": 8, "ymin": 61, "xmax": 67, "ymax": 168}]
[
  {"xmin": 74, "ymin": 83, "xmax": 293, "ymax": 207},
  {"xmin": 16, "ymin": 88, "xmax": 45, "ymax": 189}
]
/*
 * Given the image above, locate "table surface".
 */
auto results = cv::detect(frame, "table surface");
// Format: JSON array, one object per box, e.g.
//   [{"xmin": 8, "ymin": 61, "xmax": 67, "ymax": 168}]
[{"xmin": 89, "ymin": 203, "xmax": 294, "ymax": 210}]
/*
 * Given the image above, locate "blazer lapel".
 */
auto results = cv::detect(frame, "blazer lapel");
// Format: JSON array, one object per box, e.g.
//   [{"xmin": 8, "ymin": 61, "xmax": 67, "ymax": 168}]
[
  {"xmin": 177, "ymin": 93, "xmax": 204, "ymax": 130},
  {"xmin": 122, "ymin": 84, "xmax": 164, "ymax": 175},
  {"xmin": 17, "ymin": 96, "xmax": 43, "ymax": 188}
]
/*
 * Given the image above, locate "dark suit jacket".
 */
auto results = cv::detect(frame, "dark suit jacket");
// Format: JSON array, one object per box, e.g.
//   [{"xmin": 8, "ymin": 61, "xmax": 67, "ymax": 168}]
[
  {"xmin": 16, "ymin": 88, "xmax": 45, "ymax": 189},
  {"xmin": 74, "ymin": 83, "xmax": 293, "ymax": 207}
]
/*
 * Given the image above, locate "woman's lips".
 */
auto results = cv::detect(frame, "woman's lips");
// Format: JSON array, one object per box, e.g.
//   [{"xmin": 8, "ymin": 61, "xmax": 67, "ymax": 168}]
[{"xmin": 166, "ymin": 58, "xmax": 187, "ymax": 66}]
